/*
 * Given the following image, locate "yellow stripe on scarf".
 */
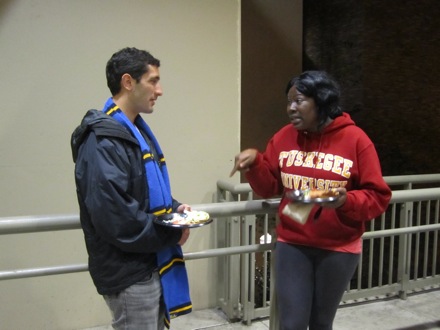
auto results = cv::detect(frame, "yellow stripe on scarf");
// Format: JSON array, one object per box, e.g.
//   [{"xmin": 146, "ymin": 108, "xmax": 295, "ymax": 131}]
[
  {"xmin": 153, "ymin": 208, "xmax": 171, "ymax": 216},
  {"xmin": 170, "ymin": 304, "xmax": 193, "ymax": 315},
  {"xmin": 159, "ymin": 257, "xmax": 185, "ymax": 275},
  {"xmin": 105, "ymin": 105, "xmax": 119, "ymax": 115}
]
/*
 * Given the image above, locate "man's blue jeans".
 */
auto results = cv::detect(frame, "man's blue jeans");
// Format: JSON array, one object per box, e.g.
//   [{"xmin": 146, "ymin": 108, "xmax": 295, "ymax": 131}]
[{"xmin": 104, "ymin": 271, "xmax": 165, "ymax": 330}]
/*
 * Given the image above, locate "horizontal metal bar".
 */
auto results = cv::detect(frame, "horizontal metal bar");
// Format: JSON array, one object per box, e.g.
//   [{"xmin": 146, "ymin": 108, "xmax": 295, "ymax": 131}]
[
  {"xmin": 0, "ymin": 214, "xmax": 80, "ymax": 235},
  {"xmin": 384, "ymin": 173, "xmax": 440, "ymax": 185},
  {"xmin": 363, "ymin": 223, "xmax": 440, "ymax": 239},
  {"xmin": 217, "ymin": 175, "xmax": 440, "ymax": 194},
  {"xmin": 0, "ymin": 264, "xmax": 88, "ymax": 280},
  {"xmin": 0, "ymin": 244, "xmax": 273, "ymax": 281},
  {"xmin": 0, "ymin": 200, "xmax": 278, "ymax": 235},
  {"xmin": 260, "ymin": 191, "xmax": 440, "ymax": 207},
  {"xmin": 390, "ymin": 188, "xmax": 440, "ymax": 202},
  {"xmin": 185, "ymin": 243, "xmax": 273, "ymax": 260}
]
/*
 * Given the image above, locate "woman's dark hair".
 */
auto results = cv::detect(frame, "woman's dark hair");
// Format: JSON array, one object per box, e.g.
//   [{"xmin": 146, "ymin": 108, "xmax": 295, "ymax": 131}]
[
  {"xmin": 285, "ymin": 71, "xmax": 342, "ymax": 122},
  {"xmin": 106, "ymin": 47, "xmax": 160, "ymax": 96}
]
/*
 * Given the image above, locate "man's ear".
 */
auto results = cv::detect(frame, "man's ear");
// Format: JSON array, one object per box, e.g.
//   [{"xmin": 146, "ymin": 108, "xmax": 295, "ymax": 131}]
[{"xmin": 120, "ymin": 73, "xmax": 134, "ymax": 91}]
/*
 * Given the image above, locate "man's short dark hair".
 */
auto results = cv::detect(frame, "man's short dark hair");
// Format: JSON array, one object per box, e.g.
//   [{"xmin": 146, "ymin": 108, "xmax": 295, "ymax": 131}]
[{"xmin": 106, "ymin": 47, "xmax": 160, "ymax": 95}]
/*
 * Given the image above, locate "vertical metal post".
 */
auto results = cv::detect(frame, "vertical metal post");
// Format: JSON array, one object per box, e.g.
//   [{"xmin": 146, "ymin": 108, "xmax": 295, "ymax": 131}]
[
  {"xmin": 216, "ymin": 186, "xmax": 242, "ymax": 321},
  {"xmin": 229, "ymin": 214, "xmax": 242, "ymax": 319},
  {"xmin": 269, "ymin": 239, "xmax": 278, "ymax": 330},
  {"xmin": 397, "ymin": 183, "xmax": 413, "ymax": 299},
  {"xmin": 241, "ymin": 212, "xmax": 256, "ymax": 325}
]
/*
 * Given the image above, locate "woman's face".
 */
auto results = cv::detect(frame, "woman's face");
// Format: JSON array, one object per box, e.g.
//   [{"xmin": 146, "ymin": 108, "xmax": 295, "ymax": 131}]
[{"xmin": 286, "ymin": 86, "xmax": 320, "ymax": 132}]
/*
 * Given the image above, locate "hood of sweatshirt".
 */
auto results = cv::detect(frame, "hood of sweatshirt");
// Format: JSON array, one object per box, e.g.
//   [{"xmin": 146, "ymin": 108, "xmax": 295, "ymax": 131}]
[
  {"xmin": 70, "ymin": 109, "xmax": 137, "ymax": 162},
  {"xmin": 286, "ymin": 113, "xmax": 357, "ymax": 158},
  {"xmin": 300, "ymin": 112, "xmax": 355, "ymax": 139}
]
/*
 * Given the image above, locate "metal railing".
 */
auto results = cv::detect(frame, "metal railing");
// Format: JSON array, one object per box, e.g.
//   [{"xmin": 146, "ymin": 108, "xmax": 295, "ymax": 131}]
[
  {"xmin": 215, "ymin": 174, "xmax": 440, "ymax": 326},
  {"xmin": 0, "ymin": 200, "xmax": 277, "ymax": 280},
  {"xmin": 1, "ymin": 174, "xmax": 440, "ymax": 329}
]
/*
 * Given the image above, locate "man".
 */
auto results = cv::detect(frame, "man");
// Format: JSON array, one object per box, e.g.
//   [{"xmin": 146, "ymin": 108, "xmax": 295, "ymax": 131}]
[{"xmin": 71, "ymin": 47, "xmax": 191, "ymax": 329}]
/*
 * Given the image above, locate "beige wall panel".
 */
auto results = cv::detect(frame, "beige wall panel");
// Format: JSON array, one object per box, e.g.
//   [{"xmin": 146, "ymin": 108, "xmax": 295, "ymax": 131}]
[{"xmin": 0, "ymin": 0, "xmax": 240, "ymax": 329}]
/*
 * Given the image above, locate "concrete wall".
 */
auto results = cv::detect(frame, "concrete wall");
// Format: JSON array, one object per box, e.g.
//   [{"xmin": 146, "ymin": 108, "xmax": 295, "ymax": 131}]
[
  {"xmin": 0, "ymin": 1, "xmax": 240, "ymax": 329},
  {"xmin": 241, "ymin": 0, "xmax": 303, "ymax": 153}
]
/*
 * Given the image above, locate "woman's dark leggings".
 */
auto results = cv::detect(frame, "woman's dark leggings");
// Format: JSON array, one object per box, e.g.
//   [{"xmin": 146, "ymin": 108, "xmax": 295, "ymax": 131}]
[{"xmin": 275, "ymin": 242, "xmax": 360, "ymax": 330}]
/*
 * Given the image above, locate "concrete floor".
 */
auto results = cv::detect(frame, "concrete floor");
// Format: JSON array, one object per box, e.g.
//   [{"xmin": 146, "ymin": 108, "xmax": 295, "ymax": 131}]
[{"xmin": 84, "ymin": 289, "xmax": 440, "ymax": 330}]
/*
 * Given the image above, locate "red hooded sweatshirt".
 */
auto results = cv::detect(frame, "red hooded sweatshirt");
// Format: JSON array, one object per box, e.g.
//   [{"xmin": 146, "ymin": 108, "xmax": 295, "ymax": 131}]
[{"xmin": 245, "ymin": 113, "xmax": 391, "ymax": 252}]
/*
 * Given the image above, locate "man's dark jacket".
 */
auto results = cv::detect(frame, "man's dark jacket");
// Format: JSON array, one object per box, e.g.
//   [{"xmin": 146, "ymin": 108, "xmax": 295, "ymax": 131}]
[{"xmin": 71, "ymin": 110, "xmax": 181, "ymax": 295}]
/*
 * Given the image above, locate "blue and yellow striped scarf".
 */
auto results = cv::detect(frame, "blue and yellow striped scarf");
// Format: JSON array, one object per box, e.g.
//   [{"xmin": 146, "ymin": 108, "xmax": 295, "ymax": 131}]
[{"xmin": 103, "ymin": 97, "xmax": 192, "ymax": 328}]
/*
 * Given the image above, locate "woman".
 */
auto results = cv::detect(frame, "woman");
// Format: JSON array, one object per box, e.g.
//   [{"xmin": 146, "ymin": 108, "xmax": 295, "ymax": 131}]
[{"xmin": 230, "ymin": 71, "xmax": 391, "ymax": 329}]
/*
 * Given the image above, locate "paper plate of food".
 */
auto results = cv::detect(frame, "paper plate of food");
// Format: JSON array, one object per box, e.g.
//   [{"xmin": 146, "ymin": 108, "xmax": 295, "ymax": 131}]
[
  {"xmin": 154, "ymin": 210, "xmax": 212, "ymax": 228},
  {"xmin": 285, "ymin": 188, "xmax": 340, "ymax": 204}
]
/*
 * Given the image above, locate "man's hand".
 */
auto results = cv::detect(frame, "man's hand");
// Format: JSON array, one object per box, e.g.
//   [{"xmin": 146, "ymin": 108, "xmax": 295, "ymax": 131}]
[
  {"xmin": 230, "ymin": 148, "xmax": 258, "ymax": 177},
  {"xmin": 176, "ymin": 204, "xmax": 191, "ymax": 245},
  {"xmin": 177, "ymin": 204, "xmax": 191, "ymax": 213}
]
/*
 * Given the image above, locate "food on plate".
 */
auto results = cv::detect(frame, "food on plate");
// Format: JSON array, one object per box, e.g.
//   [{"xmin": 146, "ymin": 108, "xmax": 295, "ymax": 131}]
[
  {"xmin": 163, "ymin": 210, "xmax": 210, "ymax": 225},
  {"xmin": 304, "ymin": 188, "xmax": 339, "ymax": 199}
]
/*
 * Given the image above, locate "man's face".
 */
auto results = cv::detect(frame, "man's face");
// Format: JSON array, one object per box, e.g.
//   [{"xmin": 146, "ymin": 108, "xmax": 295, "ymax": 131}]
[{"xmin": 131, "ymin": 64, "xmax": 163, "ymax": 114}]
